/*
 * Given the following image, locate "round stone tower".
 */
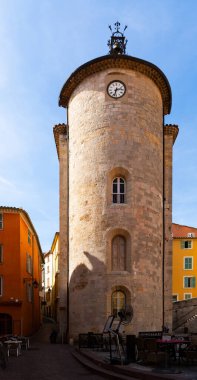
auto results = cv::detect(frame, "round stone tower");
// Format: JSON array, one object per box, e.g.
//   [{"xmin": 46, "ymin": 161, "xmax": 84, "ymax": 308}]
[{"xmin": 54, "ymin": 24, "xmax": 178, "ymax": 340}]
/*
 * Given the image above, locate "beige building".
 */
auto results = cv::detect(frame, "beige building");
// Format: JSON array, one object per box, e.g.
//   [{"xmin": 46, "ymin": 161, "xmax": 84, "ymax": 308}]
[
  {"xmin": 54, "ymin": 25, "xmax": 179, "ymax": 341},
  {"xmin": 44, "ymin": 232, "xmax": 59, "ymax": 319}
]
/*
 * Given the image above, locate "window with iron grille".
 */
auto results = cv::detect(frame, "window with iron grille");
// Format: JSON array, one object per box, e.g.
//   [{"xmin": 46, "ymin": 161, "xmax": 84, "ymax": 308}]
[{"xmin": 112, "ymin": 177, "xmax": 125, "ymax": 204}]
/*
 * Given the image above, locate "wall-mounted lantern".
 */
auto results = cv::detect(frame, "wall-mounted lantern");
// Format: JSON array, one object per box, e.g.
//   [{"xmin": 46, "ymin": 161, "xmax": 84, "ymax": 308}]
[{"xmin": 23, "ymin": 278, "xmax": 39, "ymax": 289}]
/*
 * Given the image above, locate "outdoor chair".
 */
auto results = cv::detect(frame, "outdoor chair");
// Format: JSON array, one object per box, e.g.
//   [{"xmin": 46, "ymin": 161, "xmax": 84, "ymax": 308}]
[
  {"xmin": 136, "ymin": 337, "xmax": 166, "ymax": 365},
  {"xmin": 136, "ymin": 337, "xmax": 146, "ymax": 362},
  {"xmin": 144, "ymin": 338, "xmax": 166, "ymax": 365},
  {"xmin": 0, "ymin": 337, "xmax": 7, "ymax": 344},
  {"xmin": 180, "ymin": 336, "xmax": 197, "ymax": 365},
  {"xmin": 18, "ymin": 336, "xmax": 29, "ymax": 350},
  {"xmin": 0, "ymin": 342, "xmax": 8, "ymax": 369},
  {"xmin": 191, "ymin": 336, "xmax": 197, "ymax": 347},
  {"xmin": 7, "ymin": 342, "xmax": 21, "ymax": 357}
]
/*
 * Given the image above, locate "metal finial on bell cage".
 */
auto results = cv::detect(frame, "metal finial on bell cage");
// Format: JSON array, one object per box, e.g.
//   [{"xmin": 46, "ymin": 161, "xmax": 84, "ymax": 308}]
[{"xmin": 107, "ymin": 21, "xmax": 128, "ymax": 55}]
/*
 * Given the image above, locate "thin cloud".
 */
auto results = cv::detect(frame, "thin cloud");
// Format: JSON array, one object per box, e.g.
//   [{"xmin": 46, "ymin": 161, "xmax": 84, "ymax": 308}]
[{"xmin": 0, "ymin": 176, "xmax": 15, "ymax": 188}]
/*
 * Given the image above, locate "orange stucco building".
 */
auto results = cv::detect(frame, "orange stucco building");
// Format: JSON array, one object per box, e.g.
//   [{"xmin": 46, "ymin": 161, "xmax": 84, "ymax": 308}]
[
  {"xmin": 172, "ymin": 223, "xmax": 197, "ymax": 302},
  {"xmin": 0, "ymin": 207, "xmax": 44, "ymax": 336}
]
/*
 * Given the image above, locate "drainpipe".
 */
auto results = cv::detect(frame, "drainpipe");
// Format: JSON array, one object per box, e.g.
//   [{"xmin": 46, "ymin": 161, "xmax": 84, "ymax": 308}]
[
  {"xmin": 162, "ymin": 113, "xmax": 165, "ymax": 329},
  {"xmin": 66, "ymin": 107, "xmax": 69, "ymax": 342},
  {"xmin": 32, "ymin": 235, "xmax": 35, "ymax": 333}
]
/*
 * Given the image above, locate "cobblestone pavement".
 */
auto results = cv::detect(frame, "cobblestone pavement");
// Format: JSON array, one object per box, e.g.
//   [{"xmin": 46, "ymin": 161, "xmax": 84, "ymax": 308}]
[
  {"xmin": 0, "ymin": 324, "xmax": 105, "ymax": 380},
  {"xmin": 2, "ymin": 324, "xmax": 197, "ymax": 380}
]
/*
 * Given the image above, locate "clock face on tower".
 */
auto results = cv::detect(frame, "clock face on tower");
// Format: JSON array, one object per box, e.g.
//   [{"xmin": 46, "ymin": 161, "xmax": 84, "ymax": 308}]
[{"xmin": 107, "ymin": 80, "xmax": 126, "ymax": 99}]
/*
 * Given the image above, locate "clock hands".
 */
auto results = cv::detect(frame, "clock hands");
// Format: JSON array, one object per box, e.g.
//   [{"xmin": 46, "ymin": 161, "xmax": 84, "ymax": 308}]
[
  {"xmin": 113, "ymin": 87, "xmax": 118, "ymax": 96},
  {"xmin": 113, "ymin": 87, "xmax": 124, "ymax": 97}
]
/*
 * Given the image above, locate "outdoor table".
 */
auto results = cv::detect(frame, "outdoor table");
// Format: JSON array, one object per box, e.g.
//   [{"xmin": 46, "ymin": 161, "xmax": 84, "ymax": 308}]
[
  {"xmin": 4, "ymin": 340, "xmax": 22, "ymax": 357},
  {"xmin": 156, "ymin": 339, "xmax": 191, "ymax": 366}
]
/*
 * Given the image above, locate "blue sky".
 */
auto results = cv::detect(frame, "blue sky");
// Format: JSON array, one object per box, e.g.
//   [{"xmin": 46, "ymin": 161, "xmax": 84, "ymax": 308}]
[{"xmin": 0, "ymin": 0, "xmax": 197, "ymax": 251}]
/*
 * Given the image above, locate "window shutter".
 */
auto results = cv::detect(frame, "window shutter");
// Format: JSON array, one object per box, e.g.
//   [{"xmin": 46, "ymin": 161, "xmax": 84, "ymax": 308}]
[
  {"xmin": 0, "ymin": 214, "xmax": 3, "ymax": 229},
  {"xmin": 0, "ymin": 276, "xmax": 2, "ymax": 295},
  {"xmin": 184, "ymin": 277, "xmax": 188, "ymax": 287}
]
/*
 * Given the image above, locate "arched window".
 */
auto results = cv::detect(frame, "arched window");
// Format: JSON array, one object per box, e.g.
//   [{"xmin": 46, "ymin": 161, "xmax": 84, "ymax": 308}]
[
  {"xmin": 112, "ymin": 235, "xmax": 126, "ymax": 271},
  {"xmin": 112, "ymin": 290, "xmax": 126, "ymax": 318},
  {"xmin": 112, "ymin": 177, "xmax": 125, "ymax": 203}
]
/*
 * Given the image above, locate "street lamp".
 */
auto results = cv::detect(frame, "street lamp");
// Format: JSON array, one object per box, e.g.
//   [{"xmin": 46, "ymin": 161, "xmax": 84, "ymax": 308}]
[{"xmin": 23, "ymin": 278, "xmax": 39, "ymax": 288}]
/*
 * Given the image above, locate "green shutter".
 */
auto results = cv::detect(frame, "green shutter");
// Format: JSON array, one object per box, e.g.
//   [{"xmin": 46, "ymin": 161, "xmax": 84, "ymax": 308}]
[
  {"xmin": 185, "ymin": 258, "xmax": 188, "ymax": 269},
  {"xmin": 185, "ymin": 257, "xmax": 192, "ymax": 269},
  {"xmin": 184, "ymin": 277, "xmax": 188, "ymax": 287}
]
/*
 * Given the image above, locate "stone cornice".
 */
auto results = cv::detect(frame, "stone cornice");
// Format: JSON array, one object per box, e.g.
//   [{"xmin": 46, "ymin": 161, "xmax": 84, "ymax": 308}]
[
  {"xmin": 0, "ymin": 206, "xmax": 43, "ymax": 261},
  {"xmin": 59, "ymin": 55, "xmax": 172, "ymax": 115},
  {"xmin": 164, "ymin": 124, "xmax": 179, "ymax": 144},
  {"xmin": 53, "ymin": 124, "xmax": 68, "ymax": 159},
  {"xmin": 173, "ymin": 237, "xmax": 197, "ymax": 239}
]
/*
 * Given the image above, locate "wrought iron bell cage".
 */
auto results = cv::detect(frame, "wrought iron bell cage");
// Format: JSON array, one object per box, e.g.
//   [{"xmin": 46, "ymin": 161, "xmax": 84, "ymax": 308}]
[{"xmin": 108, "ymin": 21, "xmax": 128, "ymax": 55}]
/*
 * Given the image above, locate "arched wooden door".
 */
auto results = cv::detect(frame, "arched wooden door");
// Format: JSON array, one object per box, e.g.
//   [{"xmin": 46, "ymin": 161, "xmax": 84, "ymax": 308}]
[{"xmin": 0, "ymin": 313, "xmax": 12, "ymax": 335}]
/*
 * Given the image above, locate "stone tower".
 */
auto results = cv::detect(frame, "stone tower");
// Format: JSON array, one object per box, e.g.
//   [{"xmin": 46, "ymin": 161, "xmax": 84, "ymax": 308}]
[{"xmin": 54, "ymin": 23, "xmax": 179, "ymax": 341}]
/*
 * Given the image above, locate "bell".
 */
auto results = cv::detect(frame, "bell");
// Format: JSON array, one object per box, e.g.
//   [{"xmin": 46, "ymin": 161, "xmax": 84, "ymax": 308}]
[{"xmin": 113, "ymin": 41, "xmax": 122, "ymax": 54}]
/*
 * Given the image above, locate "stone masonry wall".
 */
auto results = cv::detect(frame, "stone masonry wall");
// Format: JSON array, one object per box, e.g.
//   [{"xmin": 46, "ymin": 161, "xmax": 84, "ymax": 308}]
[
  {"xmin": 164, "ymin": 125, "xmax": 179, "ymax": 331},
  {"xmin": 58, "ymin": 127, "xmax": 69, "ymax": 341},
  {"xmin": 67, "ymin": 68, "xmax": 164, "ymax": 339}
]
